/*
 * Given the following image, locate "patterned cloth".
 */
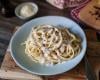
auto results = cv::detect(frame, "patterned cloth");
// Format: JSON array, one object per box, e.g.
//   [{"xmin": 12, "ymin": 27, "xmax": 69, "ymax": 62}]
[
  {"xmin": 71, "ymin": 0, "xmax": 91, "ymax": 21},
  {"xmin": 46, "ymin": 0, "xmax": 89, "ymax": 9}
]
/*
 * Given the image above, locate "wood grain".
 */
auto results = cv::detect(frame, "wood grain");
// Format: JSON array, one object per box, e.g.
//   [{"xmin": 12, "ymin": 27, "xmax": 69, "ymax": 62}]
[{"xmin": 0, "ymin": 70, "xmax": 42, "ymax": 80}]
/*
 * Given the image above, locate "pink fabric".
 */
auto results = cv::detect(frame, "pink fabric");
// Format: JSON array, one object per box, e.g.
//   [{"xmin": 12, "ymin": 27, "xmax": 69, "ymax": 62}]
[
  {"xmin": 47, "ymin": 0, "xmax": 90, "ymax": 9},
  {"xmin": 54, "ymin": 0, "xmax": 65, "ymax": 9},
  {"xmin": 71, "ymin": 0, "xmax": 91, "ymax": 21},
  {"xmin": 64, "ymin": 0, "xmax": 88, "ymax": 7}
]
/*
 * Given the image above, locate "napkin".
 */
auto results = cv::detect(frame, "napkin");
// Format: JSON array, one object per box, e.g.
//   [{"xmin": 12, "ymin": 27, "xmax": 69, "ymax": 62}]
[
  {"xmin": 71, "ymin": 0, "xmax": 91, "ymax": 21},
  {"xmin": 46, "ymin": 0, "xmax": 88, "ymax": 9}
]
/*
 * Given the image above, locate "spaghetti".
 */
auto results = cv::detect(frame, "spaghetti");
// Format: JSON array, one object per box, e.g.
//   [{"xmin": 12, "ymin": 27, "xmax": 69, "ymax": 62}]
[{"xmin": 23, "ymin": 25, "xmax": 81, "ymax": 66}]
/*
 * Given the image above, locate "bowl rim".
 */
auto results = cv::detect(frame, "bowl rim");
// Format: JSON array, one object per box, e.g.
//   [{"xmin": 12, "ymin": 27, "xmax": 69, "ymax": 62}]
[
  {"xmin": 10, "ymin": 16, "xmax": 87, "ymax": 75},
  {"xmin": 15, "ymin": 2, "xmax": 38, "ymax": 19}
]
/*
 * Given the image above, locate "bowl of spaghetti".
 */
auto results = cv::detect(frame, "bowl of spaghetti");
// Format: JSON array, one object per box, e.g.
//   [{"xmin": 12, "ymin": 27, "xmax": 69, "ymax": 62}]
[{"xmin": 10, "ymin": 16, "xmax": 87, "ymax": 75}]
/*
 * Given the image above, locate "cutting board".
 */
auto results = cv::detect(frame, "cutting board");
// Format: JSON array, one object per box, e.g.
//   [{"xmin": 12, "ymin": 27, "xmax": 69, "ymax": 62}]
[
  {"xmin": 79, "ymin": 0, "xmax": 100, "ymax": 30},
  {"xmin": 0, "ymin": 27, "xmax": 100, "ymax": 80}
]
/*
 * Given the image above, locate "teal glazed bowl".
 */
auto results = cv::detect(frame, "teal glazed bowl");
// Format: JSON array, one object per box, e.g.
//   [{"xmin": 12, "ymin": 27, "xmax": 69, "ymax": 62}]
[{"xmin": 10, "ymin": 16, "xmax": 87, "ymax": 75}]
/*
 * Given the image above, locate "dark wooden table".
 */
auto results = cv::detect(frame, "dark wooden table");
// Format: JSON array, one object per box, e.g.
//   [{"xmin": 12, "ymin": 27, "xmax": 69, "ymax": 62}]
[{"xmin": 0, "ymin": 0, "xmax": 100, "ymax": 80}]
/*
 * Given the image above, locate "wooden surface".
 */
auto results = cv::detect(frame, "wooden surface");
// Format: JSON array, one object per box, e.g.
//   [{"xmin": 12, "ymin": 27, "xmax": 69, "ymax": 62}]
[
  {"xmin": 0, "ymin": 0, "xmax": 100, "ymax": 80},
  {"xmin": 79, "ymin": 0, "xmax": 100, "ymax": 30}
]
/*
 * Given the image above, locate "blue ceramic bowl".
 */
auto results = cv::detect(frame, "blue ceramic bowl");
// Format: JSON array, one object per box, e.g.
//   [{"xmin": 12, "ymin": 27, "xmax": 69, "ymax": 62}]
[{"xmin": 10, "ymin": 16, "xmax": 87, "ymax": 75}]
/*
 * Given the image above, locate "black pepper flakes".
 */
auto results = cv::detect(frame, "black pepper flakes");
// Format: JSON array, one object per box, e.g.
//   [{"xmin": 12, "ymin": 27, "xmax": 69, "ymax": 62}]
[{"xmin": 89, "ymin": 6, "xmax": 100, "ymax": 20}]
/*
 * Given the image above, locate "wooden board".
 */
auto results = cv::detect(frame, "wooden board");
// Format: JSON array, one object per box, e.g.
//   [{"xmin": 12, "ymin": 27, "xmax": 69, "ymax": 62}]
[
  {"xmin": 79, "ymin": 0, "xmax": 100, "ymax": 30},
  {"xmin": 0, "ymin": 28, "xmax": 100, "ymax": 80},
  {"xmin": 0, "ymin": 41, "xmax": 100, "ymax": 80},
  {"xmin": 0, "ymin": 52, "xmax": 43, "ymax": 80}
]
